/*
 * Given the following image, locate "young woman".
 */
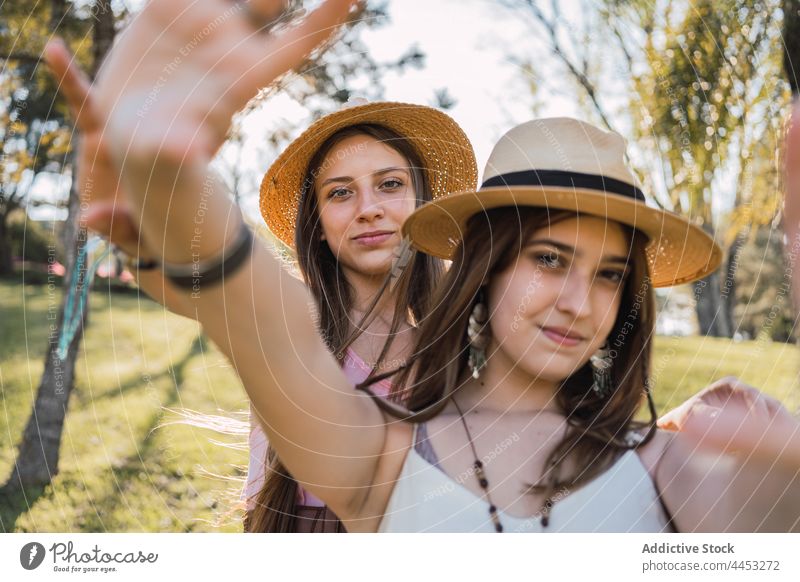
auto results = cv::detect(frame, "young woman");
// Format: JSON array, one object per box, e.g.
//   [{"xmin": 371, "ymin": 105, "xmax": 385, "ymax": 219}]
[
  {"xmin": 47, "ymin": 0, "xmax": 799, "ymax": 532},
  {"xmin": 244, "ymin": 105, "xmax": 477, "ymax": 532}
]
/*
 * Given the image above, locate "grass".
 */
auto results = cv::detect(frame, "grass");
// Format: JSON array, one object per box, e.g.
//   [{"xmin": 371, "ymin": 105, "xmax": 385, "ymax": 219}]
[
  {"xmin": 1, "ymin": 278, "xmax": 798, "ymax": 532},
  {"xmin": 1, "ymin": 279, "xmax": 250, "ymax": 532}
]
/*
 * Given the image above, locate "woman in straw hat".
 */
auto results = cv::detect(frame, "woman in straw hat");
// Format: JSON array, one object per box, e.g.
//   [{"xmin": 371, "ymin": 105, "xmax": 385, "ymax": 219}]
[
  {"xmin": 244, "ymin": 104, "xmax": 476, "ymax": 532},
  {"xmin": 44, "ymin": 0, "xmax": 798, "ymax": 532},
  {"xmin": 43, "ymin": 5, "xmax": 477, "ymax": 532}
]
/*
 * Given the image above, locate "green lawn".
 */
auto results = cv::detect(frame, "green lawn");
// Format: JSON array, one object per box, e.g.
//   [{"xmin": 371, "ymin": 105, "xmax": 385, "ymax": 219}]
[
  {"xmin": 1, "ymin": 279, "xmax": 798, "ymax": 532},
  {"xmin": 1, "ymin": 280, "xmax": 250, "ymax": 532}
]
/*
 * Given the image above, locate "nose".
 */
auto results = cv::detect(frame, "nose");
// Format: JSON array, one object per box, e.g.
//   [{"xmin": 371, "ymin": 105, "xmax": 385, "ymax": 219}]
[
  {"xmin": 555, "ymin": 269, "xmax": 593, "ymax": 319},
  {"xmin": 354, "ymin": 186, "xmax": 385, "ymax": 222}
]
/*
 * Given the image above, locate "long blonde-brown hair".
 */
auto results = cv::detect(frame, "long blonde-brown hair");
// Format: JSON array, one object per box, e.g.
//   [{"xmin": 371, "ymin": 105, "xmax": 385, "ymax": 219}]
[
  {"xmin": 247, "ymin": 124, "xmax": 443, "ymax": 532},
  {"xmin": 360, "ymin": 206, "xmax": 658, "ymax": 524}
]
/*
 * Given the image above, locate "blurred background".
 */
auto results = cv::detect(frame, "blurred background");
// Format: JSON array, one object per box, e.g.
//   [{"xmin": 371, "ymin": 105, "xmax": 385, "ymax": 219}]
[{"xmin": 1, "ymin": 0, "xmax": 799, "ymax": 532}]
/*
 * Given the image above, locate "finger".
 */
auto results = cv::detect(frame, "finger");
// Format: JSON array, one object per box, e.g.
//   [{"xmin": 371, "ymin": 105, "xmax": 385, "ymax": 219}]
[
  {"xmin": 658, "ymin": 405, "xmax": 690, "ymax": 431},
  {"xmin": 43, "ymin": 38, "xmax": 99, "ymax": 132},
  {"xmin": 656, "ymin": 415, "xmax": 681, "ymax": 431},
  {"xmin": 243, "ymin": 0, "xmax": 357, "ymax": 92}
]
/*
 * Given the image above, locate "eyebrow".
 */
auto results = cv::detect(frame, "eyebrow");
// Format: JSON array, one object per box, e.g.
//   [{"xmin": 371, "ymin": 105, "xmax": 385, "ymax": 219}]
[
  {"xmin": 526, "ymin": 238, "xmax": 631, "ymax": 265},
  {"xmin": 320, "ymin": 167, "xmax": 410, "ymax": 187}
]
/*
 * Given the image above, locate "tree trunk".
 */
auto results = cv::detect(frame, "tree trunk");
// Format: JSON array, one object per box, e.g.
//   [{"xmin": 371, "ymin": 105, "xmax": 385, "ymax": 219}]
[
  {"xmin": 0, "ymin": 203, "xmax": 13, "ymax": 276},
  {"xmin": 4, "ymin": 149, "xmax": 86, "ymax": 489},
  {"xmin": 3, "ymin": 0, "xmax": 115, "ymax": 491},
  {"xmin": 694, "ymin": 269, "xmax": 734, "ymax": 338},
  {"xmin": 720, "ymin": 233, "xmax": 746, "ymax": 337}
]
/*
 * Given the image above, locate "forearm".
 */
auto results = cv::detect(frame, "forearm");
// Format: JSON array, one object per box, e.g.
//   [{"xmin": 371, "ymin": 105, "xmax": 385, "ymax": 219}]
[
  {"xmin": 119, "ymin": 162, "xmax": 383, "ymax": 510},
  {"xmin": 132, "ymin": 269, "xmax": 196, "ymax": 319}
]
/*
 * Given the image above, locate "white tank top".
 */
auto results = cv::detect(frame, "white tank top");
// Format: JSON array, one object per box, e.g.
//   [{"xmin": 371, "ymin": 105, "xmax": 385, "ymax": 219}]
[{"xmin": 378, "ymin": 425, "xmax": 673, "ymax": 533}]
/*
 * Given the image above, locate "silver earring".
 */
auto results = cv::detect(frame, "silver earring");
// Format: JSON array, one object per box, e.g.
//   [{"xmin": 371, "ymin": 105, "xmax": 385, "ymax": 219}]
[
  {"xmin": 467, "ymin": 294, "xmax": 490, "ymax": 379},
  {"xmin": 590, "ymin": 343, "xmax": 614, "ymax": 398}
]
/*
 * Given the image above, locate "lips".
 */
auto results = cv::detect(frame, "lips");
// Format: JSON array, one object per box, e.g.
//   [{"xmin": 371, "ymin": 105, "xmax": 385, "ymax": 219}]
[
  {"xmin": 352, "ymin": 230, "xmax": 394, "ymax": 245},
  {"xmin": 539, "ymin": 325, "xmax": 585, "ymax": 347}
]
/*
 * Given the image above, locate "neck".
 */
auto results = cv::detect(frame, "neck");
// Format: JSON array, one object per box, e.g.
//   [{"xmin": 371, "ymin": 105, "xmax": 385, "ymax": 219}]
[
  {"xmin": 455, "ymin": 345, "xmax": 562, "ymax": 414},
  {"xmin": 347, "ymin": 271, "xmax": 403, "ymax": 332}
]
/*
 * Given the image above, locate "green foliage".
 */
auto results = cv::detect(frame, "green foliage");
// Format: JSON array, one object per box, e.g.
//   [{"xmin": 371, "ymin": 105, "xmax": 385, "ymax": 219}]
[
  {"xmin": 624, "ymin": 0, "xmax": 789, "ymax": 230},
  {"xmin": 5, "ymin": 210, "xmax": 57, "ymax": 263}
]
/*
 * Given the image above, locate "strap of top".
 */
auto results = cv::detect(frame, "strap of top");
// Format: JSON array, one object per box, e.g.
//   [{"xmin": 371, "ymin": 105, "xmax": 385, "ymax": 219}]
[{"xmin": 413, "ymin": 423, "xmax": 441, "ymax": 468}]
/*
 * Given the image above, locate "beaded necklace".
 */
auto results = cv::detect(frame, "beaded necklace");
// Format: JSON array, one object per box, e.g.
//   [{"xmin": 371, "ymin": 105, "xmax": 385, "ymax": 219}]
[
  {"xmin": 452, "ymin": 397, "xmax": 504, "ymax": 533},
  {"xmin": 452, "ymin": 396, "xmax": 564, "ymax": 532}
]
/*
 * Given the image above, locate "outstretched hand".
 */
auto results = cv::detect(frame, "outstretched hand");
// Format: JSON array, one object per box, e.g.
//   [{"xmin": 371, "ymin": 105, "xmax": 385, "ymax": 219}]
[
  {"xmin": 44, "ymin": 0, "xmax": 358, "ymax": 264},
  {"xmin": 87, "ymin": 0, "xmax": 356, "ymax": 163},
  {"xmin": 43, "ymin": 40, "xmax": 149, "ymax": 260},
  {"xmin": 659, "ymin": 376, "xmax": 800, "ymax": 469}
]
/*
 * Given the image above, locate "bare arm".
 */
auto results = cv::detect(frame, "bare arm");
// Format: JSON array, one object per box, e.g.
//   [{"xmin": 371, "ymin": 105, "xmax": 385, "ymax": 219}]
[
  {"xmin": 48, "ymin": 0, "xmax": 389, "ymax": 519},
  {"xmin": 196, "ymin": 201, "xmax": 388, "ymax": 518}
]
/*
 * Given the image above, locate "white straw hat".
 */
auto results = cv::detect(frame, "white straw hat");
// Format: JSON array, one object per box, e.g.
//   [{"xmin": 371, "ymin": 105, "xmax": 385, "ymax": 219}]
[{"xmin": 402, "ymin": 117, "xmax": 722, "ymax": 287}]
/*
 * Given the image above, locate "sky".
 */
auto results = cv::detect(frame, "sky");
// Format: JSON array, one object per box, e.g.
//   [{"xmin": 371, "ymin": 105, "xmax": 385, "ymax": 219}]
[{"xmin": 28, "ymin": 0, "xmax": 588, "ymax": 221}]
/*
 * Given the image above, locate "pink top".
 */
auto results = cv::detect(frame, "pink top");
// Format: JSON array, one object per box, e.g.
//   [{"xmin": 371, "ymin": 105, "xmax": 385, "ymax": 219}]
[{"xmin": 243, "ymin": 349, "xmax": 393, "ymax": 509}]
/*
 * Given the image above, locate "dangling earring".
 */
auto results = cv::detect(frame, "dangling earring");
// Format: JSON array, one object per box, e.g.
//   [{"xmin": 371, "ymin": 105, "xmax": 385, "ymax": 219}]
[
  {"xmin": 467, "ymin": 291, "xmax": 490, "ymax": 379},
  {"xmin": 590, "ymin": 343, "xmax": 614, "ymax": 398}
]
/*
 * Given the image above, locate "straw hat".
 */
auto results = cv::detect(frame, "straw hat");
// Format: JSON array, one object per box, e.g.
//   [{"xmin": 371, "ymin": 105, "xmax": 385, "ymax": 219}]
[
  {"xmin": 402, "ymin": 117, "xmax": 722, "ymax": 288},
  {"xmin": 260, "ymin": 101, "xmax": 479, "ymax": 248}
]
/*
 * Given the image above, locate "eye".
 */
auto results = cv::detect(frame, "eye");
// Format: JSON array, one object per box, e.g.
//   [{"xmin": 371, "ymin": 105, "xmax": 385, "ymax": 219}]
[
  {"xmin": 534, "ymin": 250, "xmax": 561, "ymax": 269},
  {"xmin": 327, "ymin": 187, "xmax": 351, "ymax": 200},
  {"xmin": 599, "ymin": 269, "xmax": 627, "ymax": 285},
  {"xmin": 380, "ymin": 178, "xmax": 404, "ymax": 190}
]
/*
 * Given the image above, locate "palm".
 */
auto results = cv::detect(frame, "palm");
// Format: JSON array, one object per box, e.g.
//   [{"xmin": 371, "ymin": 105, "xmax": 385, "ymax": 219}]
[
  {"xmin": 91, "ymin": 0, "xmax": 354, "ymax": 166},
  {"xmin": 46, "ymin": 0, "xmax": 355, "ymax": 256},
  {"xmin": 44, "ymin": 41, "xmax": 144, "ymax": 257}
]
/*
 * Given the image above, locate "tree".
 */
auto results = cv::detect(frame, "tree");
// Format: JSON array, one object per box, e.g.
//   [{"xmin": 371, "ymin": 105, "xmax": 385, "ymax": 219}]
[
  {"xmin": 3, "ymin": 0, "xmax": 116, "ymax": 491},
  {"xmin": 499, "ymin": 0, "xmax": 791, "ymax": 337},
  {"xmin": 785, "ymin": 0, "xmax": 800, "ymax": 92},
  {"xmin": 0, "ymin": 0, "xmax": 92, "ymax": 275}
]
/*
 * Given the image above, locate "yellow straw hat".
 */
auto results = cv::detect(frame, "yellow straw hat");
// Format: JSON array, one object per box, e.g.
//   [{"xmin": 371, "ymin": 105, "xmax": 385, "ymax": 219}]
[
  {"xmin": 259, "ymin": 101, "xmax": 479, "ymax": 248},
  {"xmin": 402, "ymin": 117, "xmax": 722, "ymax": 288}
]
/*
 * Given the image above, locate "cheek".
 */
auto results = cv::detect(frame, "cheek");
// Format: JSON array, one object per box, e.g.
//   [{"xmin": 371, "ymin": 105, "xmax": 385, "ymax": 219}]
[
  {"xmin": 386, "ymin": 193, "xmax": 417, "ymax": 221},
  {"xmin": 318, "ymin": 205, "xmax": 349, "ymax": 242},
  {"xmin": 486, "ymin": 267, "xmax": 546, "ymax": 337},
  {"xmin": 593, "ymin": 289, "xmax": 623, "ymax": 345}
]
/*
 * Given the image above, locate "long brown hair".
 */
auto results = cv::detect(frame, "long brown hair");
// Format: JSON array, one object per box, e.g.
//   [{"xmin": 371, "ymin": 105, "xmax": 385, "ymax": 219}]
[
  {"xmin": 361, "ymin": 206, "xmax": 658, "ymax": 524},
  {"xmin": 247, "ymin": 124, "xmax": 443, "ymax": 532}
]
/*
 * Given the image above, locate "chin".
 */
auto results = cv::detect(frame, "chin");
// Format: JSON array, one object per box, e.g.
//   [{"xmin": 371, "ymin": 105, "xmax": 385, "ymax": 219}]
[{"xmin": 512, "ymin": 352, "xmax": 586, "ymax": 384}]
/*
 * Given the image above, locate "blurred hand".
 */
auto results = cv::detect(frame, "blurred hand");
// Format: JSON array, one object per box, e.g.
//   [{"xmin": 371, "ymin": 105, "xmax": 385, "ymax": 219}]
[
  {"xmin": 85, "ymin": 0, "xmax": 354, "ymax": 170},
  {"xmin": 43, "ymin": 40, "xmax": 151, "ymax": 261},
  {"xmin": 47, "ymin": 0, "xmax": 356, "ymax": 262},
  {"xmin": 659, "ymin": 376, "xmax": 800, "ymax": 469}
]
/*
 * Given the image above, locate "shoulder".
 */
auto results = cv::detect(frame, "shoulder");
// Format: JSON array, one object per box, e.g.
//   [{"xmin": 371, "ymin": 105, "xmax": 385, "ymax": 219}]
[{"xmin": 633, "ymin": 427, "xmax": 678, "ymax": 483}]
